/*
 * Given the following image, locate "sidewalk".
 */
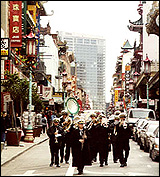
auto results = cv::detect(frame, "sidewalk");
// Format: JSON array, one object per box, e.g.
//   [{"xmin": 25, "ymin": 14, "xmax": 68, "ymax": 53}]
[{"xmin": 1, "ymin": 133, "xmax": 49, "ymax": 166}]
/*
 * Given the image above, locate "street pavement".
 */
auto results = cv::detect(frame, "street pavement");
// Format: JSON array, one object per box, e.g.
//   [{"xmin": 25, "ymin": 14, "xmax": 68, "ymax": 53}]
[{"xmin": 1, "ymin": 133, "xmax": 49, "ymax": 166}]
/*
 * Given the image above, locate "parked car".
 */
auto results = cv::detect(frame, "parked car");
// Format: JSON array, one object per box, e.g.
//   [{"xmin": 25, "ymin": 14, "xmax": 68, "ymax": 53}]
[
  {"xmin": 149, "ymin": 127, "xmax": 159, "ymax": 161},
  {"xmin": 136, "ymin": 119, "xmax": 149, "ymax": 147},
  {"xmin": 133, "ymin": 119, "xmax": 143, "ymax": 142},
  {"xmin": 127, "ymin": 108, "xmax": 156, "ymax": 137},
  {"xmin": 140, "ymin": 120, "xmax": 159, "ymax": 152}
]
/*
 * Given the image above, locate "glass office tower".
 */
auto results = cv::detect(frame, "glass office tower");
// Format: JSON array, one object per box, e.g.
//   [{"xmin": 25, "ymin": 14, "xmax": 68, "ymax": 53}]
[{"xmin": 57, "ymin": 31, "xmax": 106, "ymax": 111}]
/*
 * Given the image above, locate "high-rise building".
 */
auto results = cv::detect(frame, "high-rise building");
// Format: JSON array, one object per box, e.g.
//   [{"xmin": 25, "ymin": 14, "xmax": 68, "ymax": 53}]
[{"xmin": 57, "ymin": 31, "xmax": 106, "ymax": 111}]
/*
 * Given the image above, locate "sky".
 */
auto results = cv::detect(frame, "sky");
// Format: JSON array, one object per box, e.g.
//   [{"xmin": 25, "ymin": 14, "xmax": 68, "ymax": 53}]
[{"xmin": 41, "ymin": 1, "xmax": 141, "ymax": 103}]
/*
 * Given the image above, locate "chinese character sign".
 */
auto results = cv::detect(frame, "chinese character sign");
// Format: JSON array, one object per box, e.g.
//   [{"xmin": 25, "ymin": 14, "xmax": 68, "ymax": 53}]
[{"xmin": 9, "ymin": 1, "xmax": 22, "ymax": 47}]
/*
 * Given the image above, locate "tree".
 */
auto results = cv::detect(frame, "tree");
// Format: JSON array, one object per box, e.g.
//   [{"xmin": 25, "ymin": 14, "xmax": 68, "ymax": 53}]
[{"xmin": 1, "ymin": 71, "xmax": 44, "ymax": 119}]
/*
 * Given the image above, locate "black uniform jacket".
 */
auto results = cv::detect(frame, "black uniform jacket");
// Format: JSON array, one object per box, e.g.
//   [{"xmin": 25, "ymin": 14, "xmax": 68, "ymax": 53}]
[
  {"xmin": 117, "ymin": 124, "xmax": 132, "ymax": 150},
  {"xmin": 47, "ymin": 124, "xmax": 64, "ymax": 146},
  {"xmin": 71, "ymin": 128, "xmax": 92, "ymax": 167}
]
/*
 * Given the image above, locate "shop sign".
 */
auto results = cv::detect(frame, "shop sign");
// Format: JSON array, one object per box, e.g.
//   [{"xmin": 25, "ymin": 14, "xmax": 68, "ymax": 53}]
[
  {"xmin": 3, "ymin": 92, "xmax": 11, "ymax": 102},
  {"xmin": 115, "ymin": 90, "xmax": 118, "ymax": 103},
  {"xmin": 1, "ymin": 60, "xmax": 4, "ymax": 79},
  {"xmin": 1, "ymin": 38, "xmax": 10, "ymax": 57},
  {"xmin": 43, "ymin": 86, "xmax": 52, "ymax": 100},
  {"xmin": 9, "ymin": 1, "xmax": 22, "ymax": 47},
  {"xmin": 141, "ymin": 99, "xmax": 155, "ymax": 105},
  {"xmin": 49, "ymin": 99, "xmax": 54, "ymax": 105},
  {"xmin": 52, "ymin": 92, "xmax": 63, "ymax": 103}
]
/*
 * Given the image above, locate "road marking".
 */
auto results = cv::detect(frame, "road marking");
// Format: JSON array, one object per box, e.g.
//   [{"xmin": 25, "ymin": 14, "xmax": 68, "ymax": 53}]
[
  {"xmin": 84, "ymin": 169, "xmax": 123, "ymax": 175},
  {"xmin": 125, "ymin": 172, "xmax": 153, "ymax": 176},
  {"xmin": 12, "ymin": 170, "xmax": 44, "ymax": 176},
  {"xmin": 65, "ymin": 154, "xmax": 76, "ymax": 176},
  {"xmin": 147, "ymin": 165, "xmax": 152, "ymax": 168}
]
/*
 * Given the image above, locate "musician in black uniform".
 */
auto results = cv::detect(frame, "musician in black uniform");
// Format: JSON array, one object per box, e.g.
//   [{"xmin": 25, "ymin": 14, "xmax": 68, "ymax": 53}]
[
  {"xmin": 47, "ymin": 118, "xmax": 65, "ymax": 167},
  {"xmin": 117, "ymin": 113, "xmax": 132, "ymax": 167},
  {"xmin": 71, "ymin": 120, "xmax": 92, "ymax": 175},
  {"xmin": 109, "ymin": 115, "xmax": 120, "ymax": 163},
  {"xmin": 59, "ymin": 110, "xmax": 68, "ymax": 163},
  {"xmin": 95, "ymin": 115, "xmax": 109, "ymax": 167},
  {"xmin": 86, "ymin": 113, "xmax": 97, "ymax": 162},
  {"xmin": 63, "ymin": 115, "xmax": 73, "ymax": 164}
]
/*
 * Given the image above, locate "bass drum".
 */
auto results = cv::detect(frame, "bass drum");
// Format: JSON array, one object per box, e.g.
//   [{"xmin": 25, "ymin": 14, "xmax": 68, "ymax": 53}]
[{"xmin": 65, "ymin": 97, "xmax": 80, "ymax": 115}]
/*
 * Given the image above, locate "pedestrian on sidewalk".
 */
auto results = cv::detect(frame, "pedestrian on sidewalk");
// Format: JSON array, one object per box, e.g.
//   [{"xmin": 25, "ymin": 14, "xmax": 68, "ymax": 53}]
[
  {"xmin": 47, "ymin": 118, "xmax": 65, "ymax": 167},
  {"xmin": 1, "ymin": 111, "xmax": 11, "ymax": 149},
  {"xmin": 117, "ymin": 113, "xmax": 132, "ymax": 167}
]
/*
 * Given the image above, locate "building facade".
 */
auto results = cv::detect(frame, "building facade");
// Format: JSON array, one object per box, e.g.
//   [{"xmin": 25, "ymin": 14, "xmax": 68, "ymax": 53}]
[{"xmin": 57, "ymin": 31, "xmax": 106, "ymax": 111}]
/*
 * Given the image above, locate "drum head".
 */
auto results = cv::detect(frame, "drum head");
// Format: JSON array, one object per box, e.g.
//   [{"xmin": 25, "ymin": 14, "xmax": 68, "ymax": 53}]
[{"xmin": 66, "ymin": 97, "xmax": 80, "ymax": 115}]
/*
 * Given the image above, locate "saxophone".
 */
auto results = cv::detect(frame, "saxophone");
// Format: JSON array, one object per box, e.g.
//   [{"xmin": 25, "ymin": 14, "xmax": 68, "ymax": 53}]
[{"xmin": 81, "ymin": 130, "xmax": 87, "ymax": 150}]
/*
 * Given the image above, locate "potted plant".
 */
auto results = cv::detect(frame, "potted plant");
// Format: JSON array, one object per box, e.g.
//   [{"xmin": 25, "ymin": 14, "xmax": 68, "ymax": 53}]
[{"xmin": 6, "ymin": 101, "xmax": 22, "ymax": 146}]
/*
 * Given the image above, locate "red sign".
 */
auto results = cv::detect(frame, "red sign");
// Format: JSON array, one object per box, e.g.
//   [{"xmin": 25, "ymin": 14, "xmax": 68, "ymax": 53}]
[{"xmin": 9, "ymin": 1, "xmax": 22, "ymax": 47}]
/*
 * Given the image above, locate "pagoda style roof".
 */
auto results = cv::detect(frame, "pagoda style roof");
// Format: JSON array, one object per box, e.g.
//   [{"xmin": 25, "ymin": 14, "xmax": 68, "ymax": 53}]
[
  {"xmin": 128, "ymin": 16, "xmax": 143, "ymax": 33},
  {"xmin": 129, "ymin": 16, "xmax": 143, "ymax": 25},
  {"xmin": 121, "ymin": 40, "xmax": 133, "ymax": 50}
]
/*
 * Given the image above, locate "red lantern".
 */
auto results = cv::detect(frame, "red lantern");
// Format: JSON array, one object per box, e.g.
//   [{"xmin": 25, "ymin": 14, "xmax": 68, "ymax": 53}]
[
  {"xmin": 129, "ymin": 78, "xmax": 134, "ymax": 91},
  {"xmin": 23, "ymin": 29, "xmax": 38, "ymax": 58},
  {"xmin": 133, "ymin": 71, "xmax": 140, "ymax": 84}
]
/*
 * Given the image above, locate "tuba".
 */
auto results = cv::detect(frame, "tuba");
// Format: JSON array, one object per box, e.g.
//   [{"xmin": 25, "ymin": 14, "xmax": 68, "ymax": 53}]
[{"xmin": 63, "ymin": 117, "xmax": 72, "ymax": 131}]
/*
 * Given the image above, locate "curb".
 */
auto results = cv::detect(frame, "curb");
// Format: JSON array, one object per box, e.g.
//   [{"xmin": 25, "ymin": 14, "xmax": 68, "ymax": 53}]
[{"xmin": 1, "ymin": 137, "xmax": 49, "ymax": 166}]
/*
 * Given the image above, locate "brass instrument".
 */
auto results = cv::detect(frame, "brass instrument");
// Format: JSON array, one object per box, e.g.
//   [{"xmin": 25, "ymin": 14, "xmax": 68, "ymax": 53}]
[
  {"xmin": 81, "ymin": 129, "xmax": 87, "ymax": 150},
  {"xmin": 63, "ymin": 117, "xmax": 72, "ymax": 132},
  {"xmin": 55, "ymin": 128, "xmax": 58, "ymax": 143}
]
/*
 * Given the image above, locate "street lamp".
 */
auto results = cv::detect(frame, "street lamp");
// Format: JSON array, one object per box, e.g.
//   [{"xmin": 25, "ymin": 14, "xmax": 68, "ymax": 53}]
[
  {"xmin": 133, "ymin": 71, "xmax": 140, "ymax": 108},
  {"xmin": 143, "ymin": 54, "xmax": 151, "ymax": 109},
  {"xmin": 23, "ymin": 29, "xmax": 38, "ymax": 143},
  {"xmin": 62, "ymin": 69, "xmax": 68, "ymax": 109}
]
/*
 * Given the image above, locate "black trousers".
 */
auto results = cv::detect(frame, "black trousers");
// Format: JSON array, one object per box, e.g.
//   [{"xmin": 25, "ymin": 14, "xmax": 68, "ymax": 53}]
[
  {"xmin": 119, "ymin": 148, "xmax": 129, "ymax": 164},
  {"xmin": 50, "ymin": 144, "xmax": 60, "ymax": 165},
  {"xmin": 60, "ymin": 141, "xmax": 65, "ymax": 161},
  {"xmin": 65, "ymin": 142, "xmax": 71, "ymax": 162}
]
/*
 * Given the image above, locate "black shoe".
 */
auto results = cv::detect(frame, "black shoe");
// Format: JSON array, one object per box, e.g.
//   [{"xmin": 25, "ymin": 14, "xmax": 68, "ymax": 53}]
[
  {"xmin": 56, "ymin": 164, "xmax": 60, "ymax": 167},
  {"xmin": 65, "ymin": 161, "xmax": 69, "ymax": 164},
  {"xmin": 49, "ymin": 163, "xmax": 53, "ymax": 167},
  {"xmin": 100, "ymin": 164, "xmax": 103, "ymax": 167},
  {"xmin": 124, "ymin": 162, "xmax": 127, "ymax": 166},
  {"xmin": 114, "ymin": 160, "xmax": 118, "ymax": 163},
  {"xmin": 78, "ymin": 171, "xmax": 83, "ymax": 175},
  {"xmin": 105, "ymin": 162, "xmax": 108, "ymax": 165},
  {"xmin": 60, "ymin": 159, "xmax": 63, "ymax": 163},
  {"xmin": 120, "ymin": 164, "xmax": 125, "ymax": 167}
]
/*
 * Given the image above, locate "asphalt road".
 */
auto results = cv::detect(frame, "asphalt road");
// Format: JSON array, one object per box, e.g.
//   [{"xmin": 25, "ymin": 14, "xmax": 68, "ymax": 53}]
[{"xmin": 1, "ymin": 139, "xmax": 159, "ymax": 176}]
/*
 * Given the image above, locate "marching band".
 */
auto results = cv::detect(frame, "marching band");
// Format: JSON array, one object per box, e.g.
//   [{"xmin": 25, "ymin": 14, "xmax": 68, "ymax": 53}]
[{"xmin": 47, "ymin": 110, "xmax": 132, "ymax": 175}]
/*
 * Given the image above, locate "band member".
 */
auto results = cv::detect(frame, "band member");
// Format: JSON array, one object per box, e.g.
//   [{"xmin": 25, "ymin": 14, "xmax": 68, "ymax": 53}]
[
  {"xmin": 63, "ymin": 115, "xmax": 73, "ymax": 164},
  {"xmin": 109, "ymin": 115, "xmax": 120, "ymax": 163},
  {"xmin": 71, "ymin": 120, "xmax": 92, "ymax": 175},
  {"xmin": 47, "ymin": 118, "xmax": 65, "ymax": 167},
  {"xmin": 86, "ymin": 113, "xmax": 97, "ymax": 162},
  {"xmin": 59, "ymin": 110, "xmax": 69, "ymax": 163},
  {"xmin": 117, "ymin": 113, "xmax": 132, "ymax": 167}
]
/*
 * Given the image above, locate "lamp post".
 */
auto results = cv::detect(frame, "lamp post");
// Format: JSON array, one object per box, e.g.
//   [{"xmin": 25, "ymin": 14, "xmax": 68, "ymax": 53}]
[
  {"xmin": 133, "ymin": 71, "xmax": 140, "ymax": 108},
  {"xmin": 23, "ymin": 29, "xmax": 38, "ymax": 143},
  {"xmin": 143, "ymin": 54, "xmax": 151, "ymax": 109},
  {"xmin": 62, "ymin": 69, "xmax": 68, "ymax": 109}
]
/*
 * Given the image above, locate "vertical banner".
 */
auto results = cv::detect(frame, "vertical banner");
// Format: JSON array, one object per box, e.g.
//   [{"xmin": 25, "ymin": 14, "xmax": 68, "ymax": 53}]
[
  {"xmin": 114, "ymin": 90, "xmax": 118, "ymax": 104},
  {"xmin": 9, "ymin": 1, "xmax": 22, "ymax": 47},
  {"xmin": 1, "ymin": 60, "xmax": 5, "ymax": 80}
]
